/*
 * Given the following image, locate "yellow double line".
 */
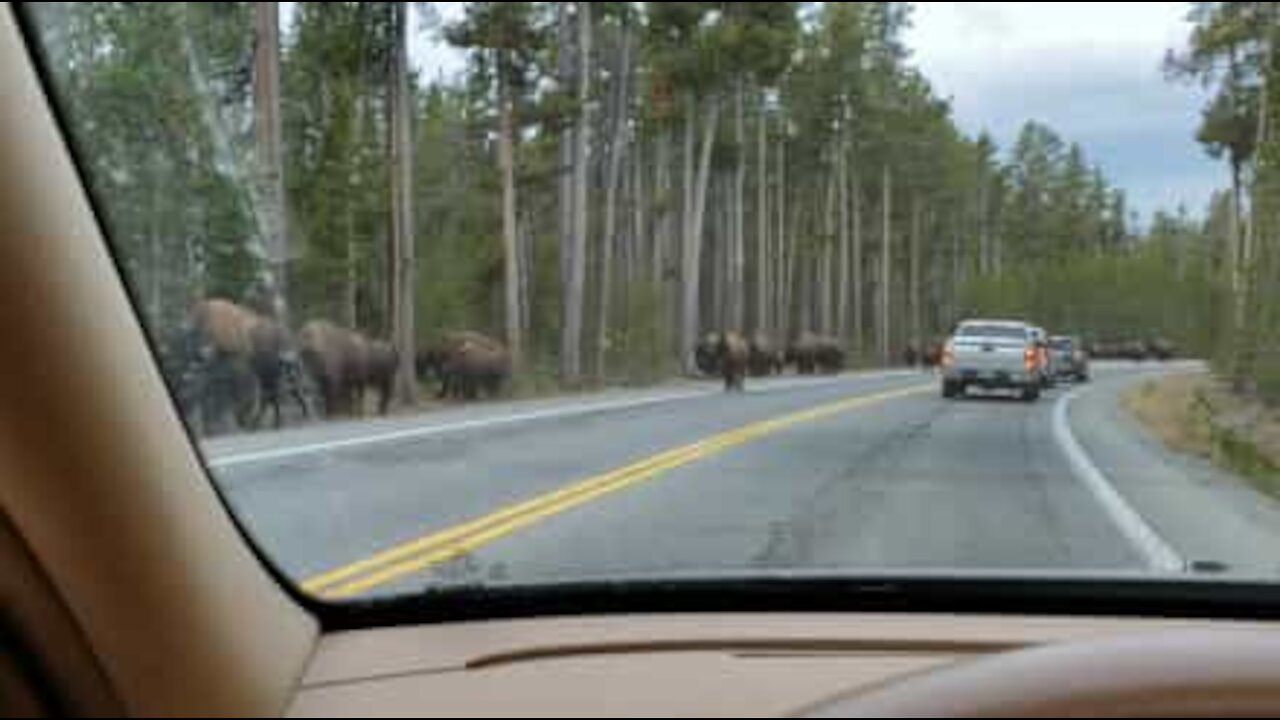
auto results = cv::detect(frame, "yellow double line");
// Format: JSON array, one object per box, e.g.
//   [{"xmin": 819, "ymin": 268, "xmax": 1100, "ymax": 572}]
[{"xmin": 303, "ymin": 383, "xmax": 932, "ymax": 599}]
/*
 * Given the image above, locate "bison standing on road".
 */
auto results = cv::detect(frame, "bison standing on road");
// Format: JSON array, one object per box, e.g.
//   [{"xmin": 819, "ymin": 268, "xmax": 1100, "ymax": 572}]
[
  {"xmin": 360, "ymin": 338, "xmax": 400, "ymax": 416},
  {"xmin": 749, "ymin": 332, "xmax": 785, "ymax": 377},
  {"xmin": 298, "ymin": 320, "xmax": 368, "ymax": 418},
  {"xmin": 923, "ymin": 341, "xmax": 945, "ymax": 370},
  {"xmin": 789, "ymin": 333, "xmax": 845, "ymax": 375},
  {"xmin": 718, "ymin": 332, "xmax": 751, "ymax": 392},
  {"xmin": 903, "ymin": 343, "xmax": 920, "ymax": 369},
  {"xmin": 695, "ymin": 332, "xmax": 723, "ymax": 377},
  {"xmin": 177, "ymin": 299, "xmax": 310, "ymax": 432},
  {"xmin": 814, "ymin": 337, "xmax": 846, "ymax": 374},
  {"xmin": 417, "ymin": 331, "xmax": 511, "ymax": 401}
]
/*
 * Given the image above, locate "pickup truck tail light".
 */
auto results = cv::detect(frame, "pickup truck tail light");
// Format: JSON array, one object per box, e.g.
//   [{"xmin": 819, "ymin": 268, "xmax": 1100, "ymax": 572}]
[
  {"xmin": 942, "ymin": 342, "xmax": 955, "ymax": 368},
  {"xmin": 1024, "ymin": 346, "xmax": 1039, "ymax": 371}
]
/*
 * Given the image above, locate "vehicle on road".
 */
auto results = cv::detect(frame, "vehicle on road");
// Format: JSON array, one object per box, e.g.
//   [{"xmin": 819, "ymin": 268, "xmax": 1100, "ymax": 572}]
[
  {"xmin": 1029, "ymin": 326, "xmax": 1056, "ymax": 389},
  {"xmin": 941, "ymin": 320, "xmax": 1043, "ymax": 402},
  {"xmin": 1049, "ymin": 335, "xmax": 1091, "ymax": 383}
]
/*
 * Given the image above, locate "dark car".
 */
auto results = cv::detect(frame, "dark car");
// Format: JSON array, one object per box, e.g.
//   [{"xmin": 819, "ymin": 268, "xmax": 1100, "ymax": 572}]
[{"xmin": 1049, "ymin": 336, "xmax": 1090, "ymax": 383}]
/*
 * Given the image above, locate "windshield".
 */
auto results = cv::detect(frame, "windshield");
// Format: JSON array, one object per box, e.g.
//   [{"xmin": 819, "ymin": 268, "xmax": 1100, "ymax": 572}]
[
  {"xmin": 956, "ymin": 325, "xmax": 1030, "ymax": 341},
  {"xmin": 19, "ymin": 2, "xmax": 1280, "ymax": 607}
]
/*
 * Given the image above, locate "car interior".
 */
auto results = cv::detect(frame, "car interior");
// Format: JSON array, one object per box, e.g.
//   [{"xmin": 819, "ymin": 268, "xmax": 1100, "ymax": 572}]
[{"xmin": 6, "ymin": 2, "xmax": 1280, "ymax": 717}]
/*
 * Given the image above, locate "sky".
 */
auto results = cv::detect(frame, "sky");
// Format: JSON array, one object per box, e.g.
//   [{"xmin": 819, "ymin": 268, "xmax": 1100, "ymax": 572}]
[{"xmin": 906, "ymin": 2, "xmax": 1221, "ymax": 221}]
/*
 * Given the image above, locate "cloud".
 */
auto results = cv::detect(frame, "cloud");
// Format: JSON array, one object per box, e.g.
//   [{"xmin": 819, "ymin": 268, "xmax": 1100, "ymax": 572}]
[{"xmin": 908, "ymin": 2, "xmax": 1224, "ymax": 219}]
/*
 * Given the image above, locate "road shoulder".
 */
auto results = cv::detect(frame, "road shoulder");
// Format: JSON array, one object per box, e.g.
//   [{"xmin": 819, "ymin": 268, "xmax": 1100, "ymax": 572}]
[{"xmin": 1067, "ymin": 366, "xmax": 1280, "ymax": 578}]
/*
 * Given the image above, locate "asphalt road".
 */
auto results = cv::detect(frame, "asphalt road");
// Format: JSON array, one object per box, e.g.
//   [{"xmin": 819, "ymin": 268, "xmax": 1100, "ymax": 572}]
[{"xmin": 204, "ymin": 361, "xmax": 1280, "ymax": 601}]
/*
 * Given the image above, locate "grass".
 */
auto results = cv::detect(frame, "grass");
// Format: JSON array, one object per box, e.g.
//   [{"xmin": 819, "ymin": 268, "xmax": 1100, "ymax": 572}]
[{"xmin": 1124, "ymin": 373, "xmax": 1280, "ymax": 498}]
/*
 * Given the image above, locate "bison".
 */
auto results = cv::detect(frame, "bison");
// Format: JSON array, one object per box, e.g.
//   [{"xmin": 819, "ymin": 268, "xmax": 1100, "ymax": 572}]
[
  {"xmin": 299, "ymin": 320, "xmax": 370, "ymax": 418},
  {"xmin": 1148, "ymin": 337, "xmax": 1177, "ymax": 361},
  {"xmin": 719, "ymin": 332, "xmax": 750, "ymax": 392},
  {"xmin": 694, "ymin": 332, "xmax": 723, "ymax": 377},
  {"xmin": 789, "ymin": 333, "xmax": 845, "ymax": 375},
  {"xmin": 814, "ymin": 338, "xmax": 846, "ymax": 374},
  {"xmin": 902, "ymin": 343, "xmax": 921, "ymax": 369},
  {"xmin": 417, "ymin": 331, "xmax": 510, "ymax": 401},
  {"xmin": 748, "ymin": 332, "xmax": 785, "ymax": 377},
  {"xmin": 360, "ymin": 338, "xmax": 400, "ymax": 416},
  {"xmin": 923, "ymin": 341, "xmax": 945, "ymax": 370},
  {"xmin": 176, "ymin": 299, "xmax": 310, "ymax": 433}
]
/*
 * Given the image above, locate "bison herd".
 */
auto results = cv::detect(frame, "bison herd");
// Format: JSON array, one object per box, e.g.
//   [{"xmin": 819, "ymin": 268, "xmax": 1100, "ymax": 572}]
[
  {"xmin": 1087, "ymin": 338, "xmax": 1177, "ymax": 362},
  {"xmin": 168, "ymin": 298, "xmax": 513, "ymax": 435},
  {"xmin": 695, "ymin": 331, "xmax": 847, "ymax": 392}
]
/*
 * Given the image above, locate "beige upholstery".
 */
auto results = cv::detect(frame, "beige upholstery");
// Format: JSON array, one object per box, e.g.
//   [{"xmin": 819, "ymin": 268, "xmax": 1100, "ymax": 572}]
[{"xmin": 0, "ymin": 5, "xmax": 318, "ymax": 716}]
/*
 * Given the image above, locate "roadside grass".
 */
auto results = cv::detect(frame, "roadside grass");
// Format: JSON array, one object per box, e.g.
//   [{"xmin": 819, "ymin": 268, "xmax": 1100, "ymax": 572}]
[{"xmin": 1124, "ymin": 373, "xmax": 1280, "ymax": 498}]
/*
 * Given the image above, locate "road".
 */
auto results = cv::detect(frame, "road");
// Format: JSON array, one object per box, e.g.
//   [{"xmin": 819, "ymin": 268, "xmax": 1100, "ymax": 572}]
[{"xmin": 205, "ymin": 362, "xmax": 1280, "ymax": 601}]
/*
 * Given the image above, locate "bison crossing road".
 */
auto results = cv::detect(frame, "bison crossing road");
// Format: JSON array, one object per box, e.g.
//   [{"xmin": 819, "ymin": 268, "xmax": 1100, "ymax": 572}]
[
  {"xmin": 169, "ymin": 299, "xmax": 512, "ymax": 436},
  {"xmin": 696, "ymin": 331, "xmax": 848, "ymax": 393}
]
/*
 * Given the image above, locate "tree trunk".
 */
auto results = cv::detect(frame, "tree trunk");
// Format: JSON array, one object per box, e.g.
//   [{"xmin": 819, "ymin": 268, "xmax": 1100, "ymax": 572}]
[
  {"xmin": 253, "ymin": 1, "xmax": 288, "ymax": 321},
  {"xmin": 951, "ymin": 211, "xmax": 962, "ymax": 323},
  {"xmin": 654, "ymin": 128, "xmax": 674, "ymax": 352},
  {"xmin": 561, "ymin": 2, "xmax": 591, "ymax": 384},
  {"xmin": 595, "ymin": 22, "xmax": 632, "ymax": 379},
  {"xmin": 631, "ymin": 132, "xmax": 645, "ymax": 287},
  {"xmin": 712, "ymin": 178, "xmax": 726, "ymax": 330},
  {"xmin": 729, "ymin": 79, "xmax": 747, "ymax": 331},
  {"xmin": 520, "ymin": 206, "xmax": 534, "ymax": 342},
  {"xmin": 773, "ymin": 137, "xmax": 783, "ymax": 338},
  {"xmin": 388, "ymin": 1, "xmax": 416, "ymax": 405},
  {"xmin": 680, "ymin": 95, "xmax": 720, "ymax": 374},
  {"xmin": 852, "ymin": 167, "xmax": 863, "ymax": 358},
  {"xmin": 148, "ymin": 178, "xmax": 163, "ymax": 328},
  {"xmin": 820, "ymin": 161, "xmax": 837, "ymax": 337},
  {"xmin": 557, "ymin": 3, "xmax": 575, "ymax": 380},
  {"xmin": 911, "ymin": 195, "xmax": 923, "ymax": 352},
  {"xmin": 880, "ymin": 163, "xmax": 892, "ymax": 364},
  {"xmin": 345, "ymin": 237, "xmax": 359, "ymax": 329},
  {"xmin": 978, "ymin": 165, "xmax": 991, "ymax": 276},
  {"xmin": 345, "ymin": 88, "xmax": 367, "ymax": 331},
  {"xmin": 837, "ymin": 131, "xmax": 850, "ymax": 344},
  {"xmin": 756, "ymin": 94, "xmax": 769, "ymax": 335},
  {"xmin": 498, "ymin": 58, "xmax": 523, "ymax": 372},
  {"xmin": 798, "ymin": 249, "xmax": 813, "ymax": 339}
]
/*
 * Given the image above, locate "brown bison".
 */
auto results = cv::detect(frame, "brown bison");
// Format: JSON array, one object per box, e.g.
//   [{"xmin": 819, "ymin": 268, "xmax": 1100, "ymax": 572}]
[
  {"xmin": 718, "ymin": 332, "xmax": 751, "ymax": 392},
  {"xmin": 788, "ymin": 333, "xmax": 845, "ymax": 375},
  {"xmin": 1148, "ymin": 337, "xmax": 1177, "ymax": 361},
  {"xmin": 177, "ymin": 299, "xmax": 309, "ymax": 432},
  {"xmin": 299, "ymin": 320, "xmax": 396, "ymax": 418},
  {"xmin": 417, "ymin": 331, "xmax": 510, "ymax": 401},
  {"xmin": 694, "ymin": 332, "xmax": 723, "ymax": 377},
  {"xmin": 359, "ymin": 338, "xmax": 400, "ymax": 416},
  {"xmin": 902, "ymin": 343, "xmax": 921, "ymax": 368},
  {"xmin": 923, "ymin": 341, "xmax": 945, "ymax": 370},
  {"xmin": 748, "ymin": 332, "xmax": 785, "ymax": 377}
]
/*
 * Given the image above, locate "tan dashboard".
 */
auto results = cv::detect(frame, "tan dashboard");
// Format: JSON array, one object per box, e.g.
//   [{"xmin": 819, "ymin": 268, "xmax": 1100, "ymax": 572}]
[{"xmin": 287, "ymin": 613, "xmax": 1267, "ymax": 718}]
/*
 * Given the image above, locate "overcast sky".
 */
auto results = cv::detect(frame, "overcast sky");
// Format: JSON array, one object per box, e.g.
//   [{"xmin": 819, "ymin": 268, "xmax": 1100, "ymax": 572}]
[
  {"xmin": 907, "ymin": 2, "xmax": 1220, "ymax": 220},
  {"xmin": 294, "ymin": 2, "xmax": 1223, "ymax": 222}
]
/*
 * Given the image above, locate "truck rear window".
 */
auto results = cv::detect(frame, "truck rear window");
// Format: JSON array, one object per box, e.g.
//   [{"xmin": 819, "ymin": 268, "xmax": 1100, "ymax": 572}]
[{"xmin": 957, "ymin": 326, "xmax": 1028, "ymax": 340}]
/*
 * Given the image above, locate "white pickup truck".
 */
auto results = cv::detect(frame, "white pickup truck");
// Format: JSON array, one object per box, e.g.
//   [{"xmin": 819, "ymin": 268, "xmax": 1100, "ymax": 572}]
[{"xmin": 941, "ymin": 320, "xmax": 1042, "ymax": 402}]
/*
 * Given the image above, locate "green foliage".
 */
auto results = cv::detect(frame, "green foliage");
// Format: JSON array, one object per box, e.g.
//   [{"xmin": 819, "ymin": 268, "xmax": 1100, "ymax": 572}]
[{"xmin": 960, "ymin": 239, "xmax": 1222, "ymax": 356}]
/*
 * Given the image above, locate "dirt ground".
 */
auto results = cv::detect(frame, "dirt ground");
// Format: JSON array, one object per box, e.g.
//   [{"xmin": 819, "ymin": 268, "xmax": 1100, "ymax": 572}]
[{"xmin": 1125, "ymin": 372, "xmax": 1280, "ymax": 497}]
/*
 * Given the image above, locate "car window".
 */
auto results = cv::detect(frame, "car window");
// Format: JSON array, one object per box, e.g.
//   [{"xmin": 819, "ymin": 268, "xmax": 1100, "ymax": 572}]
[
  {"xmin": 18, "ymin": 2, "xmax": 1280, "ymax": 611},
  {"xmin": 956, "ymin": 325, "xmax": 1029, "ymax": 341}
]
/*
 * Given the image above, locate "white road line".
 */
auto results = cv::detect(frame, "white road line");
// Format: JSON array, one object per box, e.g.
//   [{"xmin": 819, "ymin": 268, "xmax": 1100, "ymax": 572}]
[
  {"xmin": 207, "ymin": 390, "xmax": 710, "ymax": 469},
  {"xmin": 1052, "ymin": 387, "xmax": 1185, "ymax": 572},
  {"xmin": 207, "ymin": 370, "xmax": 918, "ymax": 469}
]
